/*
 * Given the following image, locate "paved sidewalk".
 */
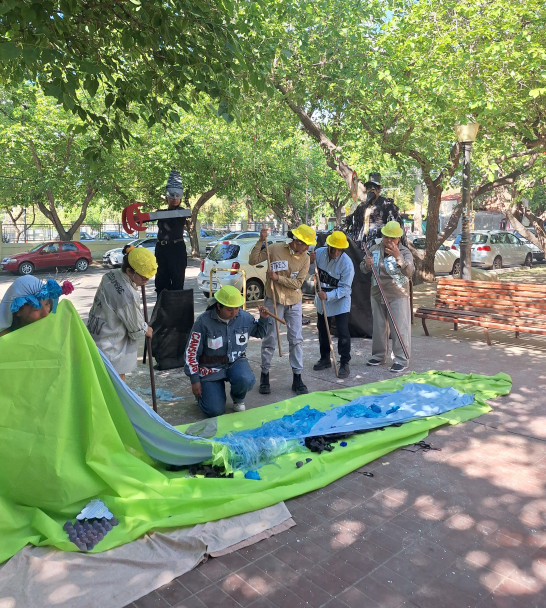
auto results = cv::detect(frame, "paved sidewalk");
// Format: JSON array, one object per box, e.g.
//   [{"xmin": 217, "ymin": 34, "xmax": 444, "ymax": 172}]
[{"xmin": 123, "ymin": 279, "xmax": 546, "ymax": 608}]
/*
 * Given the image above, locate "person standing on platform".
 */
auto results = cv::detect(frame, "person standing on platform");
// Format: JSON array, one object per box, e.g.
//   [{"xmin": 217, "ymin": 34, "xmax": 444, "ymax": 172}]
[
  {"xmin": 155, "ymin": 169, "xmax": 188, "ymax": 295},
  {"xmin": 345, "ymin": 172, "xmax": 404, "ymax": 249},
  {"xmin": 249, "ymin": 224, "xmax": 316, "ymax": 396},
  {"xmin": 311, "ymin": 231, "xmax": 355, "ymax": 378}
]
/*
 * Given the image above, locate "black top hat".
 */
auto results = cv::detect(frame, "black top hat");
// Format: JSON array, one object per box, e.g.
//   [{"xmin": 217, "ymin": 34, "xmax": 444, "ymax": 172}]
[{"xmin": 364, "ymin": 172, "xmax": 381, "ymax": 189}]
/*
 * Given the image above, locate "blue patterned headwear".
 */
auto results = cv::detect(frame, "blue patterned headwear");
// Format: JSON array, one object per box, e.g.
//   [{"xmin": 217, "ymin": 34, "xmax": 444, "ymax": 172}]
[{"xmin": 0, "ymin": 276, "xmax": 65, "ymax": 332}]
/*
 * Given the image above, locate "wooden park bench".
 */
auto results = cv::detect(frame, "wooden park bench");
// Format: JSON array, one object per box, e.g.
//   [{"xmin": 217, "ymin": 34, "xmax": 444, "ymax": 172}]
[{"xmin": 414, "ymin": 277, "xmax": 546, "ymax": 345}]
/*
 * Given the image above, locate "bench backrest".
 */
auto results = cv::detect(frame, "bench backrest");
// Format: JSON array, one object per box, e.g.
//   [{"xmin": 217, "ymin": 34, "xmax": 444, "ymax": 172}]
[{"xmin": 435, "ymin": 277, "xmax": 546, "ymax": 319}]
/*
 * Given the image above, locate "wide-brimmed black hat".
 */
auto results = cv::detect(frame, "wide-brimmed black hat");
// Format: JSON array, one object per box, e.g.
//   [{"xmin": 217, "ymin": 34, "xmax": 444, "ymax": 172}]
[{"xmin": 364, "ymin": 172, "xmax": 381, "ymax": 189}]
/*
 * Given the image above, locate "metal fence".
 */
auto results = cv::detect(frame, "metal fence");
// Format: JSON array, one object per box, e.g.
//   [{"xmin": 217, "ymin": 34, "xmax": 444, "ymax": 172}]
[{"xmin": 1, "ymin": 221, "xmax": 288, "ymax": 243}]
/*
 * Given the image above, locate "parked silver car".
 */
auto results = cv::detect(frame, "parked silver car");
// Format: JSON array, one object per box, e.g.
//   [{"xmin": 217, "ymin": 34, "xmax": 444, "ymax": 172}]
[
  {"xmin": 204, "ymin": 231, "xmax": 261, "ymax": 255},
  {"xmin": 451, "ymin": 230, "xmax": 533, "ymax": 270}
]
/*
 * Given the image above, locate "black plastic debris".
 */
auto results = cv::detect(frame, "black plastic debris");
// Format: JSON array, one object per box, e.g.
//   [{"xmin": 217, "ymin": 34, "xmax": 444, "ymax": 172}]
[{"xmin": 402, "ymin": 440, "xmax": 441, "ymax": 453}]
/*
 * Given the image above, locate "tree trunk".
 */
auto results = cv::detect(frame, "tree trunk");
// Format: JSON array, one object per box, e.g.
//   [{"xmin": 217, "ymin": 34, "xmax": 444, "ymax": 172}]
[{"xmin": 188, "ymin": 188, "xmax": 219, "ymax": 256}]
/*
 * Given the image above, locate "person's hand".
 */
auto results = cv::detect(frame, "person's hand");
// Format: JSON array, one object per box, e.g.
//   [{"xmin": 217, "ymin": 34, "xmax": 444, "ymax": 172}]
[
  {"xmin": 318, "ymin": 290, "xmax": 327, "ymax": 301},
  {"xmin": 364, "ymin": 255, "xmax": 373, "ymax": 268},
  {"xmin": 192, "ymin": 381, "xmax": 202, "ymax": 398},
  {"xmin": 145, "ymin": 326, "xmax": 153, "ymax": 339},
  {"xmin": 258, "ymin": 305, "xmax": 269, "ymax": 318},
  {"xmin": 266, "ymin": 269, "xmax": 279, "ymax": 281},
  {"xmin": 259, "ymin": 228, "xmax": 268, "ymax": 242},
  {"xmin": 309, "ymin": 251, "xmax": 316, "ymax": 263},
  {"xmin": 384, "ymin": 241, "xmax": 401, "ymax": 258}
]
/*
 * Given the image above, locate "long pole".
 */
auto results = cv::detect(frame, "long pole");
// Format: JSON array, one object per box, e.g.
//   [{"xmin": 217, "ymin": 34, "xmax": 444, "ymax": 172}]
[
  {"xmin": 141, "ymin": 285, "xmax": 158, "ymax": 412},
  {"xmin": 314, "ymin": 266, "xmax": 339, "ymax": 377},
  {"xmin": 361, "ymin": 239, "xmax": 410, "ymax": 360},
  {"xmin": 264, "ymin": 239, "xmax": 283, "ymax": 357},
  {"xmin": 459, "ymin": 141, "xmax": 473, "ymax": 280}
]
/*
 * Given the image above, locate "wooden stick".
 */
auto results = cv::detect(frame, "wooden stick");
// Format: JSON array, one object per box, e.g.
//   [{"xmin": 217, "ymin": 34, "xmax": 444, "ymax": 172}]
[
  {"xmin": 141, "ymin": 285, "xmax": 158, "ymax": 412},
  {"xmin": 264, "ymin": 309, "xmax": 287, "ymax": 325},
  {"xmin": 264, "ymin": 239, "xmax": 283, "ymax": 357},
  {"xmin": 361, "ymin": 240, "xmax": 410, "ymax": 359},
  {"xmin": 314, "ymin": 266, "xmax": 339, "ymax": 377}
]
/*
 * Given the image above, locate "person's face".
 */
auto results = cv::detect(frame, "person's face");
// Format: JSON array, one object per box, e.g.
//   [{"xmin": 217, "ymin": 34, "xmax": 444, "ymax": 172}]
[
  {"xmin": 166, "ymin": 194, "xmax": 181, "ymax": 209},
  {"xmin": 291, "ymin": 238, "xmax": 310, "ymax": 255},
  {"xmin": 217, "ymin": 304, "xmax": 240, "ymax": 321},
  {"xmin": 129, "ymin": 268, "xmax": 150, "ymax": 286},
  {"xmin": 382, "ymin": 235, "xmax": 400, "ymax": 248},
  {"xmin": 15, "ymin": 300, "xmax": 52, "ymax": 327},
  {"xmin": 328, "ymin": 246, "xmax": 343, "ymax": 259}
]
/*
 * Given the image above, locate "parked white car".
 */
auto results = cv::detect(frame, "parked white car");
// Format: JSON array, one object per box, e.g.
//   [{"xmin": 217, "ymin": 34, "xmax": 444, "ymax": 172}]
[
  {"xmin": 204, "ymin": 231, "xmax": 261, "ymax": 255},
  {"xmin": 451, "ymin": 230, "xmax": 533, "ymax": 269},
  {"xmin": 197, "ymin": 237, "xmax": 284, "ymax": 302},
  {"xmin": 408, "ymin": 236, "xmax": 461, "ymax": 275}
]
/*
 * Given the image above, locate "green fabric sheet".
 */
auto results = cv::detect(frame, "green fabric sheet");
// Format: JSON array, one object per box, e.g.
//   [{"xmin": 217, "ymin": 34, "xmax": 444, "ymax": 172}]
[{"xmin": 0, "ymin": 300, "xmax": 512, "ymax": 563}]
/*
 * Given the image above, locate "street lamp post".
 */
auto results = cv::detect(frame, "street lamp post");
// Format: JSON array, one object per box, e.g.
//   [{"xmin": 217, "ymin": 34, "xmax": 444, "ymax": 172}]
[{"xmin": 455, "ymin": 123, "xmax": 479, "ymax": 280}]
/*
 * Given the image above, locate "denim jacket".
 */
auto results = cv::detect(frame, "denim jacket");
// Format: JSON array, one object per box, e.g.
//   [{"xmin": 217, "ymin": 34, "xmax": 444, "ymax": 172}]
[{"xmin": 184, "ymin": 305, "xmax": 269, "ymax": 384}]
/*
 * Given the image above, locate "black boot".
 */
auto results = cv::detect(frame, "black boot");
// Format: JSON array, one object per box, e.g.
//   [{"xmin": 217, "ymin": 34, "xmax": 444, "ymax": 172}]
[
  {"xmin": 259, "ymin": 372, "xmax": 271, "ymax": 394},
  {"xmin": 313, "ymin": 358, "xmax": 332, "ymax": 371},
  {"xmin": 291, "ymin": 373, "xmax": 308, "ymax": 395}
]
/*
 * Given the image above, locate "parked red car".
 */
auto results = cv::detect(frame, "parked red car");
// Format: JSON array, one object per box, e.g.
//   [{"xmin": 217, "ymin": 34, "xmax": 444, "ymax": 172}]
[{"xmin": 1, "ymin": 241, "xmax": 92, "ymax": 275}]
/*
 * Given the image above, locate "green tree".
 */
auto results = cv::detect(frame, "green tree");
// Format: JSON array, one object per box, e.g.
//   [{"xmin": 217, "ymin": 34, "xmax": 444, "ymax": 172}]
[
  {"xmin": 0, "ymin": 0, "xmax": 277, "ymax": 146},
  {"xmin": 0, "ymin": 86, "xmax": 116, "ymax": 240},
  {"xmin": 269, "ymin": 0, "xmax": 546, "ymax": 279}
]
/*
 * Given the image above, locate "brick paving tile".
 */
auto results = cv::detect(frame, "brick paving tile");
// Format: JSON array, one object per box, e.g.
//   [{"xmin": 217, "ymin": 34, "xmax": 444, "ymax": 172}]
[
  {"xmin": 194, "ymin": 584, "xmax": 245, "ymax": 608},
  {"xmin": 353, "ymin": 576, "xmax": 406, "ymax": 608},
  {"xmin": 171, "ymin": 596, "xmax": 208, "ymax": 608},
  {"xmin": 155, "ymin": 580, "xmax": 192, "ymax": 605},
  {"xmin": 132, "ymin": 590, "xmax": 171, "ymax": 608},
  {"xmin": 408, "ymin": 581, "xmax": 477, "ymax": 608},
  {"xmin": 364, "ymin": 564, "xmax": 419, "ymax": 597},
  {"xmin": 198, "ymin": 556, "xmax": 234, "ymax": 583},
  {"xmin": 218, "ymin": 572, "xmax": 264, "ymax": 606},
  {"xmin": 175, "ymin": 569, "xmax": 214, "ymax": 596},
  {"xmin": 321, "ymin": 597, "xmax": 358, "ymax": 608},
  {"xmin": 252, "ymin": 553, "xmax": 301, "ymax": 585},
  {"xmin": 211, "ymin": 551, "xmax": 251, "ymax": 573},
  {"xmin": 245, "ymin": 599, "xmax": 277, "ymax": 608},
  {"xmin": 271, "ymin": 543, "xmax": 315, "ymax": 572},
  {"xmin": 229, "ymin": 562, "xmax": 278, "ymax": 596},
  {"xmin": 285, "ymin": 572, "xmax": 334, "ymax": 606},
  {"xmin": 337, "ymin": 584, "xmax": 381, "ymax": 608},
  {"xmin": 260, "ymin": 584, "xmax": 308, "ymax": 608},
  {"xmin": 319, "ymin": 553, "xmax": 367, "ymax": 585},
  {"xmin": 302, "ymin": 564, "xmax": 351, "ymax": 596},
  {"xmin": 289, "ymin": 537, "xmax": 332, "ymax": 562}
]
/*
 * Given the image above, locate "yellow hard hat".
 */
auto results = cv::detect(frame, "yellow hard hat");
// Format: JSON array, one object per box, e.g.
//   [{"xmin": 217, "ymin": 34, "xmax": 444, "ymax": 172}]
[
  {"xmin": 325, "ymin": 231, "xmax": 349, "ymax": 249},
  {"xmin": 292, "ymin": 224, "xmax": 317, "ymax": 246},
  {"xmin": 214, "ymin": 285, "xmax": 244, "ymax": 307},
  {"xmin": 381, "ymin": 221, "xmax": 404, "ymax": 238},
  {"xmin": 128, "ymin": 247, "xmax": 158, "ymax": 278}
]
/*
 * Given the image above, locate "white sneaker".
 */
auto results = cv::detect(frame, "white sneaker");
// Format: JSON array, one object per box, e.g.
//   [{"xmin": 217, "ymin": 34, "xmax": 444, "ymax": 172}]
[{"xmin": 232, "ymin": 402, "xmax": 246, "ymax": 412}]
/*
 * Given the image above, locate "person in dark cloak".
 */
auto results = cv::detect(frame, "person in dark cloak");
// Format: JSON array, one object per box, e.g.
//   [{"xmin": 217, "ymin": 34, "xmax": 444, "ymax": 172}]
[{"xmin": 345, "ymin": 172, "xmax": 404, "ymax": 249}]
